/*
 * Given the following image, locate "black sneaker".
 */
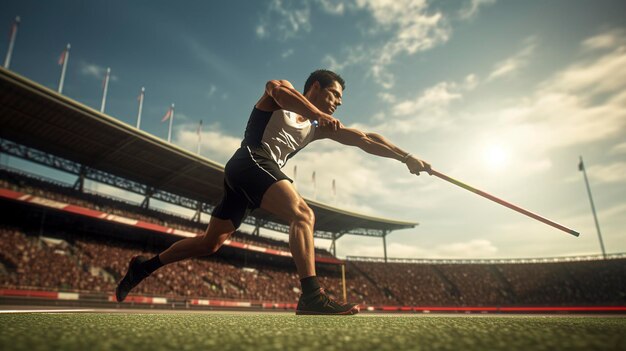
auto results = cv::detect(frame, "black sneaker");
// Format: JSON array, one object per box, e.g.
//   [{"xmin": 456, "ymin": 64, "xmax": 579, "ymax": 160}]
[
  {"xmin": 115, "ymin": 255, "xmax": 149, "ymax": 302},
  {"xmin": 295, "ymin": 288, "xmax": 359, "ymax": 315}
]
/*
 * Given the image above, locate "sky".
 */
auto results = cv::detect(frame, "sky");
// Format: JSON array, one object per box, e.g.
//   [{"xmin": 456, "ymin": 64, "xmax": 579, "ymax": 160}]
[{"xmin": 1, "ymin": 0, "xmax": 625, "ymax": 260}]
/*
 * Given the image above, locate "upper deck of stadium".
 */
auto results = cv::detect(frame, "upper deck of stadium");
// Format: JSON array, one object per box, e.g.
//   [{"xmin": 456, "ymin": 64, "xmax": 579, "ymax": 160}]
[{"xmin": 0, "ymin": 67, "xmax": 417, "ymax": 254}]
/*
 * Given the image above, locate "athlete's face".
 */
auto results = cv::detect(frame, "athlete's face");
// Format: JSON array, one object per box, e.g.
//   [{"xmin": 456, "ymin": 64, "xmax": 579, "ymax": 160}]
[{"xmin": 311, "ymin": 80, "xmax": 343, "ymax": 115}]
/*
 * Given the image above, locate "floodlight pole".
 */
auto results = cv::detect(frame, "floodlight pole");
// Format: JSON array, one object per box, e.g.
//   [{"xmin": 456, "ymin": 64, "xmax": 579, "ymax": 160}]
[{"xmin": 579, "ymin": 156, "xmax": 606, "ymax": 259}]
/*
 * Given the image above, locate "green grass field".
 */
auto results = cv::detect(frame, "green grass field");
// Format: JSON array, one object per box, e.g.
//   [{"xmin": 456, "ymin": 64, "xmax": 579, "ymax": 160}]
[{"xmin": 1, "ymin": 312, "xmax": 625, "ymax": 351}]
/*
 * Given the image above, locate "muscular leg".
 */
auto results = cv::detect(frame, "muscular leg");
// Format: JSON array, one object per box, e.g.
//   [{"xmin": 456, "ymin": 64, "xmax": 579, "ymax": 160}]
[
  {"xmin": 260, "ymin": 180, "xmax": 316, "ymax": 279},
  {"xmin": 158, "ymin": 216, "xmax": 235, "ymax": 265},
  {"xmin": 116, "ymin": 214, "xmax": 235, "ymax": 303}
]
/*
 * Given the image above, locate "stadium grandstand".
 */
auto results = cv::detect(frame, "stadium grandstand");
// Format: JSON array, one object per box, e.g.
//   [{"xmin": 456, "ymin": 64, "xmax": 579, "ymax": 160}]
[{"xmin": 1, "ymin": 67, "xmax": 625, "ymax": 313}]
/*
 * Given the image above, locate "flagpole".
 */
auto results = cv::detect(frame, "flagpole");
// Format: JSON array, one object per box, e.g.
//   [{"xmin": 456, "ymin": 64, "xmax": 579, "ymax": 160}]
[
  {"xmin": 136, "ymin": 87, "xmax": 145, "ymax": 129},
  {"xmin": 196, "ymin": 120, "xmax": 203, "ymax": 154},
  {"xmin": 167, "ymin": 103, "xmax": 175, "ymax": 143},
  {"xmin": 579, "ymin": 156, "xmax": 606, "ymax": 259},
  {"xmin": 293, "ymin": 165, "xmax": 297, "ymax": 189},
  {"xmin": 312, "ymin": 171, "xmax": 317, "ymax": 201},
  {"xmin": 4, "ymin": 16, "xmax": 20, "ymax": 69},
  {"xmin": 58, "ymin": 43, "xmax": 70, "ymax": 94},
  {"xmin": 100, "ymin": 67, "xmax": 110, "ymax": 113}
]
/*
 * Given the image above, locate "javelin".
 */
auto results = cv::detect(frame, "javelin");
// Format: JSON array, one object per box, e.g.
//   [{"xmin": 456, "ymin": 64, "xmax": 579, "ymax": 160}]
[{"xmin": 428, "ymin": 169, "xmax": 580, "ymax": 237}]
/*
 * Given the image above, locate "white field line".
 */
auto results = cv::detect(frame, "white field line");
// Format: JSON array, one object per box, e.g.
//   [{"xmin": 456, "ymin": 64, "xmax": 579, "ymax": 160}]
[{"xmin": 0, "ymin": 309, "xmax": 96, "ymax": 314}]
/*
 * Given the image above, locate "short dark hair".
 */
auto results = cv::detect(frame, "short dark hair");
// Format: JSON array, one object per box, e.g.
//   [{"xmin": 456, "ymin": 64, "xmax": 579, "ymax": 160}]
[{"xmin": 303, "ymin": 69, "xmax": 345, "ymax": 94}]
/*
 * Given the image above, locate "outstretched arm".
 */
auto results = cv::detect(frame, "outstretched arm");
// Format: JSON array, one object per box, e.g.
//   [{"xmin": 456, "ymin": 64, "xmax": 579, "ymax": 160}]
[{"xmin": 316, "ymin": 126, "xmax": 432, "ymax": 175}]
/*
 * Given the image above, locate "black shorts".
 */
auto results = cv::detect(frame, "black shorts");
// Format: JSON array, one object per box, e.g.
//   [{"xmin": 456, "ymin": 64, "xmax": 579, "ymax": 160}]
[{"xmin": 211, "ymin": 146, "xmax": 292, "ymax": 228}]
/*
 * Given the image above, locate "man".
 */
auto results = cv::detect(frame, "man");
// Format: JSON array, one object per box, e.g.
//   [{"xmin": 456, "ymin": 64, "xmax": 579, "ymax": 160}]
[{"xmin": 116, "ymin": 69, "xmax": 432, "ymax": 315}]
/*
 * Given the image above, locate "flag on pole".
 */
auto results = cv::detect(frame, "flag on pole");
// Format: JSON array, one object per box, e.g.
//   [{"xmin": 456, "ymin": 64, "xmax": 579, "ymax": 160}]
[
  {"xmin": 58, "ymin": 48, "xmax": 67, "ymax": 65},
  {"xmin": 8, "ymin": 18, "xmax": 18, "ymax": 39},
  {"xmin": 57, "ymin": 43, "xmax": 70, "ymax": 94},
  {"xmin": 165, "ymin": 103, "xmax": 175, "ymax": 143},
  {"xmin": 161, "ymin": 106, "xmax": 173, "ymax": 122},
  {"xmin": 578, "ymin": 158, "xmax": 585, "ymax": 171}
]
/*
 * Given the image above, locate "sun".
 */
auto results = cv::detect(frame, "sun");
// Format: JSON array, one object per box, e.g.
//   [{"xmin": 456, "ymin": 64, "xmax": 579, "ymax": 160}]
[{"xmin": 484, "ymin": 145, "xmax": 509, "ymax": 170}]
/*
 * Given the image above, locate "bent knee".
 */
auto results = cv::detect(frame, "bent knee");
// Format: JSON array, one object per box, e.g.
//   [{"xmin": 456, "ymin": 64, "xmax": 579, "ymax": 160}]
[{"xmin": 200, "ymin": 231, "xmax": 233, "ymax": 254}]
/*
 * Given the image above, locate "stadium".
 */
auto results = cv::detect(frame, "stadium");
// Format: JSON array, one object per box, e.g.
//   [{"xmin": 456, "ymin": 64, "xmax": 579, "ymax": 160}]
[{"xmin": 2, "ymin": 2, "xmax": 626, "ymax": 350}]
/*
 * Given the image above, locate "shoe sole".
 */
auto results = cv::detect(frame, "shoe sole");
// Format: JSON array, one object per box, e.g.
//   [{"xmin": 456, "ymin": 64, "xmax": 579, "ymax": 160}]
[
  {"xmin": 115, "ymin": 255, "xmax": 141, "ymax": 303},
  {"xmin": 295, "ymin": 305, "xmax": 360, "ymax": 315}
]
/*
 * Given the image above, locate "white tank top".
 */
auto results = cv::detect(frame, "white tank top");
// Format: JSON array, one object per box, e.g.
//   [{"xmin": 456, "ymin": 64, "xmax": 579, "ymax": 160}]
[{"xmin": 260, "ymin": 109, "xmax": 316, "ymax": 168}]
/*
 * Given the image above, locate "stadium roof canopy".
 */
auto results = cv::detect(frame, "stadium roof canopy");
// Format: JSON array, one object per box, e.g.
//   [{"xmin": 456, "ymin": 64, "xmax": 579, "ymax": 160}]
[{"xmin": 0, "ymin": 67, "xmax": 417, "ymax": 248}]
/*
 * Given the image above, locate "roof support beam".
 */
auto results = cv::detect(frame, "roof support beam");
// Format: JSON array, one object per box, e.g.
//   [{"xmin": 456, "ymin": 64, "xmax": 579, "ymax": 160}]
[
  {"xmin": 73, "ymin": 164, "xmax": 86, "ymax": 192},
  {"xmin": 383, "ymin": 230, "xmax": 388, "ymax": 263},
  {"xmin": 330, "ymin": 232, "xmax": 337, "ymax": 257},
  {"xmin": 191, "ymin": 201, "xmax": 203, "ymax": 223},
  {"xmin": 141, "ymin": 186, "xmax": 154, "ymax": 209},
  {"xmin": 253, "ymin": 218, "xmax": 267, "ymax": 236}
]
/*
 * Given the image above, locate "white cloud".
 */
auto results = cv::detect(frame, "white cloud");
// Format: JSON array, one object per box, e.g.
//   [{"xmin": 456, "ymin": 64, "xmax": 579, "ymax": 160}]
[
  {"xmin": 256, "ymin": 0, "xmax": 312, "ymax": 41},
  {"xmin": 257, "ymin": 0, "xmax": 449, "ymax": 88},
  {"xmin": 341, "ymin": 238, "xmax": 498, "ymax": 259},
  {"xmin": 586, "ymin": 162, "xmax": 626, "ymax": 184},
  {"xmin": 435, "ymin": 239, "xmax": 498, "ymax": 258},
  {"xmin": 317, "ymin": 0, "xmax": 451, "ymax": 89},
  {"xmin": 611, "ymin": 142, "xmax": 626, "ymax": 155},
  {"xmin": 582, "ymin": 28, "xmax": 625, "ymax": 52},
  {"xmin": 317, "ymin": 0, "xmax": 346, "ymax": 15},
  {"xmin": 357, "ymin": 0, "xmax": 451, "ymax": 88},
  {"xmin": 358, "ymin": 79, "xmax": 465, "ymax": 135},
  {"xmin": 256, "ymin": 25, "xmax": 267, "ymax": 38},
  {"xmin": 392, "ymin": 82, "xmax": 462, "ymax": 117},
  {"xmin": 512, "ymin": 41, "xmax": 626, "ymax": 150},
  {"xmin": 487, "ymin": 36, "xmax": 536, "ymax": 81},
  {"xmin": 281, "ymin": 48, "xmax": 295, "ymax": 59},
  {"xmin": 463, "ymin": 73, "xmax": 479, "ymax": 90},
  {"xmin": 378, "ymin": 92, "xmax": 396, "ymax": 103},
  {"xmin": 79, "ymin": 62, "xmax": 119, "ymax": 82},
  {"xmin": 322, "ymin": 45, "xmax": 368, "ymax": 72},
  {"xmin": 172, "ymin": 111, "xmax": 192, "ymax": 123},
  {"xmin": 288, "ymin": 145, "xmax": 385, "ymax": 214},
  {"xmin": 541, "ymin": 45, "xmax": 626, "ymax": 96},
  {"xmin": 174, "ymin": 122, "xmax": 241, "ymax": 164},
  {"xmin": 458, "ymin": 0, "xmax": 496, "ymax": 20},
  {"xmin": 207, "ymin": 84, "xmax": 217, "ymax": 98}
]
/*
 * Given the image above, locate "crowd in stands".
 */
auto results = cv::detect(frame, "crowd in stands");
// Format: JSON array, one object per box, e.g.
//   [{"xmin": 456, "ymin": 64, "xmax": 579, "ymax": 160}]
[
  {"xmin": 1, "ymin": 226, "xmax": 624, "ymax": 306},
  {"xmin": 348, "ymin": 260, "xmax": 625, "ymax": 306},
  {"xmin": 0, "ymin": 226, "xmax": 304, "ymax": 301},
  {"xmin": 1, "ymin": 168, "xmax": 625, "ymax": 306}
]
